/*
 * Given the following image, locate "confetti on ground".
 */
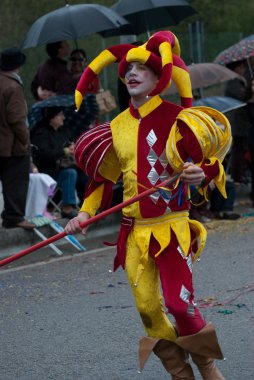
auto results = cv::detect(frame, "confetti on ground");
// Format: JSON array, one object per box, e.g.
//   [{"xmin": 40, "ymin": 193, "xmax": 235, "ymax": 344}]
[
  {"xmin": 218, "ymin": 310, "xmax": 234, "ymax": 315},
  {"xmin": 198, "ymin": 283, "xmax": 254, "ymax": 308},
  {"xmin": 90, "ymin": 291, "xmax": 105, "ymax": 295},
  {"xmin": 98, "ymin": 305, "xmax": 113, "ymax": 310}
]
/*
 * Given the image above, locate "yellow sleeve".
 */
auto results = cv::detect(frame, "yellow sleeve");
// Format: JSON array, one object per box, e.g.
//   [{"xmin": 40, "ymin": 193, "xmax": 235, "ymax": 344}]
[
  {"xmin": 80, "ymin": 184, "xmax": 104, "ymax": 217},
  {"xmin": 199, "ymin": 157, "xmax": 227, "ymax": 199},
  {"xmin": 98, "ymin": 146, "xmax": 121, "ymax": 183},
  {"xmin": 79, "ymin": 147, "xmax": 121, "ymax": 216},
  {"xmin": 166, "ymin": 106, "xmax": 232, "ymax": 173}
]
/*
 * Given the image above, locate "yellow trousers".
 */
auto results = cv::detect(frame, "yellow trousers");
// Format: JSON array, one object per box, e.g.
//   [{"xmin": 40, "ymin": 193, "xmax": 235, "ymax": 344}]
[{"xmin": 125, "ymin": 229, "xmax": 177, "ymax": 342}]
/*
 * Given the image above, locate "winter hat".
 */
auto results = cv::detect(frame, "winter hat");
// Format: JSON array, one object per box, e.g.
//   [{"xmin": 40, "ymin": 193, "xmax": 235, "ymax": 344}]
[{"xmin": 0, "ymin": 47, "xmax": 26, "ymax": 71}]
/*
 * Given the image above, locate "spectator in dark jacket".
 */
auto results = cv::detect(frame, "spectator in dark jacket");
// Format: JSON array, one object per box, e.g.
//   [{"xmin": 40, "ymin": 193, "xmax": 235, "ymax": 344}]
[
  {"xmin": 31, "ymin": 44, "xmax": 99, "ymax": 141},
  {"xmin": 244, "ymin": 57, "xmax": 254, "ymax": 204},
  {"xmin": 68, "ymin": 48, "xmax": 100, "ymax": 128},
  {"xmin": 31, "ymin": 41, "xmax": 76, "ymax": 100},
  {"xmin": 64, "ymin": 94, "xmax": 99, "ymax": 142},
  {"xmin": 225, "ymin": 60, "xmax": 252, "ymax": 183},
  {"xmin": 69, "ymin": 48, "xmax": 100, "ymax": 93},
  {"xmin": 0, "ymin": 48, "xmax": 35, "ymax": 229},
  {"xmin": 30, "ymin": 106, "xmax": 79, "ymax": 219}
]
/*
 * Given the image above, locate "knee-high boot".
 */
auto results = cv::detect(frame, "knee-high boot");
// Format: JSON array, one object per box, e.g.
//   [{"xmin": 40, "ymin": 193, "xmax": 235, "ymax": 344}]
[
  {"xmin": 139, "ymin": 336, "xmax": 195, "ymax": 379},
  {"xmin": 176, "ymin": 323, "xmax": 225, "ymax": 380}
]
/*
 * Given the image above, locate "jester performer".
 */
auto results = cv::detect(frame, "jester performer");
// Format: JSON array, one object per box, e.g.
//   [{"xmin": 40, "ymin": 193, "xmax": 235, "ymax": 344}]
[{"xmin": 65, "ymin": 31, "xmax": 231, "ymax": 380}]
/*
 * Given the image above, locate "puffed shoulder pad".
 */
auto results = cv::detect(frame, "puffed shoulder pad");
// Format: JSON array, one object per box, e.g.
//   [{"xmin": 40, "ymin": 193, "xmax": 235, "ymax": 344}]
[
  {"xmin": 74, "ymin": 122, "xmax": 112, "ymax": 179},
  {"xmin": 166, "ymin": 106, "xmax": 232, "ymax": 172}
]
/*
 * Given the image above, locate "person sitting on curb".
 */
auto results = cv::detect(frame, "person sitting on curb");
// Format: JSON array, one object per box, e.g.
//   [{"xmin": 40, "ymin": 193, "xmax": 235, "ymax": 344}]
[{"xmin": 30, "ymin": 106, "xmax": 79, "ymax": 219}]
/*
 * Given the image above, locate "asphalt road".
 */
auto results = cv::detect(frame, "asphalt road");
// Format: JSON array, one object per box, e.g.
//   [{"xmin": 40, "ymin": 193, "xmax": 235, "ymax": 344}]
[{"xmin": 0, "ymin": 218, "xmax": 254, "ymax": 380}]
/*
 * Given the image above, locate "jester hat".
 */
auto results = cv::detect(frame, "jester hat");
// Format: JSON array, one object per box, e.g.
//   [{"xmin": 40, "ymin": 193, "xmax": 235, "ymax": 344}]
[{"xmin": 75, "ymin": 31, "xmax": 193, "ymax": 111}]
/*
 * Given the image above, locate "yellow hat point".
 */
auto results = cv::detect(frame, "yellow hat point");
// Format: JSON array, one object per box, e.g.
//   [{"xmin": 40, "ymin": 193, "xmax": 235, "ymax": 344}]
[{"xmin": 75, "ymin": 90, "xmax": 83, "ymax": 112}]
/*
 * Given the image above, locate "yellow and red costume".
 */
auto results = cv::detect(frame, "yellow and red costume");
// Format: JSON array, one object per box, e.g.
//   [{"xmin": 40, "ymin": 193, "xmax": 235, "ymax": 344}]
[
  {"xmin": 73, "ymin": 31, "xmax": 231, "ymax": 379},
  {"xmin": 75, "ymin": 96, "xmax": 230, "ymax": 338}
]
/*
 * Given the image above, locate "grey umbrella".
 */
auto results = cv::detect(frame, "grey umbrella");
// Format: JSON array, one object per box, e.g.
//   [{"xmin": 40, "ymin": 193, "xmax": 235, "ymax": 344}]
[
  {"xmin": 21, "ymin": 3, "xmax": 129, "ymax": 49},
  {"xmin": 165, "ymin": 63, "xmax": 241, "ymax": 95},
  {"xmin": 102, "ymin": 0, "xmax": 196, "ymax": 37},
  {"xmin": 193, "ymin": 96, "xmax": 246, "ymax": 114}
]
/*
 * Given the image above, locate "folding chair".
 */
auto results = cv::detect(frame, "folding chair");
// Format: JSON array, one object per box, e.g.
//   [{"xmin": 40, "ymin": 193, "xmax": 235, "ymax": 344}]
[
  {"xmin": 26, "ymin": 175, "xmax": 86, "ymax": 255},
  {"xmin": 47, "ymin": 186, "xmax": 62, "ymax": 215},
  {"xmin": 29, "ymin": 215, "xmax": 86, "ymax": 255}
]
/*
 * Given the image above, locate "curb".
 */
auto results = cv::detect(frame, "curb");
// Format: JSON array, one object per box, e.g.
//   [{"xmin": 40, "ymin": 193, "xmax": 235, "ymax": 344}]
[{"xmin": 0, "ymin": 212, "xmax": 121, "ymax": 260}]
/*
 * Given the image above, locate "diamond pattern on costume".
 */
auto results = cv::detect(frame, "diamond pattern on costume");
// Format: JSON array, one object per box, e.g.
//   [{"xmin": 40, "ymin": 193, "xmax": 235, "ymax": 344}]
[
  {"xmin": 180, "ymin": 285, "xmax": 196, "ymax": 316},
  {"xmin": 150, "ymin": 191, "xmax": 160, "ymax": 203},
  {"xmin": 147, "ymin": 166, "xmax": 160, "ymax": 185},
  {"xmin": 180, "ymin": 285, "xmax": 191, "ymax": 303},
  {"xmin": 177, "ymin": 246, "xmax": 193, "ymax": 273},
  {"xmin": 159, "ymin": 151, "xmax": 168, "ymax": 168},
  {"xmin": 146, "ymin": 129, "xmax": 157, "ymax": 147},
  {"xmin": 187, "ymin": 304, "xmax": 195, "ymax": 316},
  {"xmin": 146, "ymin": 129, "xmax": 172, "ymax": 207}
]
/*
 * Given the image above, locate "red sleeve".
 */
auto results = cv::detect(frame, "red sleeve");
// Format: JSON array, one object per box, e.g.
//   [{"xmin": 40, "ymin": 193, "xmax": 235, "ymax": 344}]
[
  {"xmin": 176, "ymin": 120, "xmax": 203, "ymax": 163},
  {"xmin": 176, "ymin": 120, "xmax": 220, "ymax": 184},
  {"xmin": 200, "ymin": 159, "xmax": 219, "ymax": 185}
]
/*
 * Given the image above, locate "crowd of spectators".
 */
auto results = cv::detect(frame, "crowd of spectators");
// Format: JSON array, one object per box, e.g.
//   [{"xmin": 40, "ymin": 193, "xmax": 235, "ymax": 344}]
[
  {"xmin": 0, "ymin": 41, "xmax": 100, "ymax": 228},
  {"xmin": 190, "ymin": 58, "xmax": 254, "ymax": 223}
]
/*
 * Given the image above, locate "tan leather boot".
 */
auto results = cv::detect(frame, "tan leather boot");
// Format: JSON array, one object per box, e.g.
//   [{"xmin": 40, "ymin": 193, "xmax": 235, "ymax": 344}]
[
  {"xmin": 139, "ymin": 336, "xmax": 195, "ymax": 379},
  {"xmin": 191, "ymin": 353, "xmax": 225, "ymax": 380},
  {"xmin": 176, "ymin": 323, "xmax": 225, "ymax": 380}
]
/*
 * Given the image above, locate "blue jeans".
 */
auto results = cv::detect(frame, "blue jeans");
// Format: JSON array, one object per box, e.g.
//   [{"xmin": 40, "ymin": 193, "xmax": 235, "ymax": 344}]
[{"xmin": 57, "ymin": 168, "xmax": 77, "ymax": 206}]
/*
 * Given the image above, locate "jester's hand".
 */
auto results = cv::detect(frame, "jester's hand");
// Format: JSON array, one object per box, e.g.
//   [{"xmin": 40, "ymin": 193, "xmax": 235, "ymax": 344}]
[
  {"xmin": 180, "ymin": 162, "xmax": 205, "ymax": 186},
  {"xmin": 65, "ymin": 211, "xmax": 90, "ymax": 235}
]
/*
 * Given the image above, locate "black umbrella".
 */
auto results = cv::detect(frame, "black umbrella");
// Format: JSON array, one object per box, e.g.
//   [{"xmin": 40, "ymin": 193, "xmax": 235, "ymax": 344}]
[
  {"xmin": 28, "ymin": 94, "xmax": 98, "ymax": 142},
  {"xmin": 21, "ymin": 3, "xmax": 129, "ymax": 49},
  {"xmin": 28, "ymin": 94, "xmax": 75, "ymax": 126},
  {"xmin": 103, "ymin": 0, "xmax": 196, "ymax": 37}
]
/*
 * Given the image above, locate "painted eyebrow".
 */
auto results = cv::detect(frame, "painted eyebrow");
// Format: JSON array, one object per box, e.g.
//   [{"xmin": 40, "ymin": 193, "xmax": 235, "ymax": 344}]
[{"xmin": 127, "ymin": 62, "xmax": 146, "ymax": 70}]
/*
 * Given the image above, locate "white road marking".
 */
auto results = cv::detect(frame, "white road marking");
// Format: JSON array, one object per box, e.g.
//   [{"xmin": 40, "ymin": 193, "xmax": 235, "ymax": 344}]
[{"xmin": 0, "ymin": 245, "xmax": 114, "ymax": 274}]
